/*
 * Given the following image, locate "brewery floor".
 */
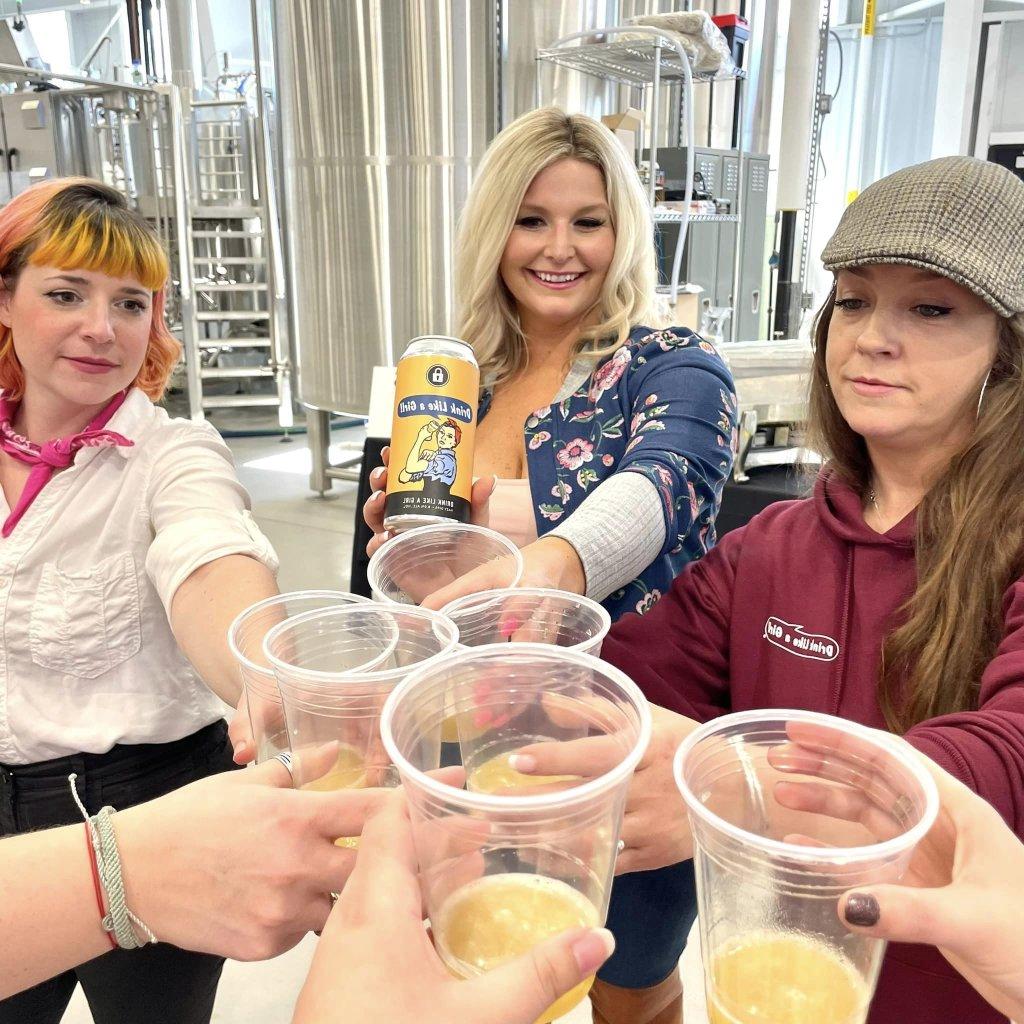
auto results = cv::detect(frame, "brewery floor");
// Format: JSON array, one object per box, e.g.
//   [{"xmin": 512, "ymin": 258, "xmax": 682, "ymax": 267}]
[{"xmin": 59, "ymin": 424, "xmax": 596, "ymax": 1023}]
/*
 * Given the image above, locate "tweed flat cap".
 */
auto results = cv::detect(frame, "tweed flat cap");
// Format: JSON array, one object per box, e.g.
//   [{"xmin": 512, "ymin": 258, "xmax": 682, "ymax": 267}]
[{"xmin": 821, "ymin": 156, "xmax": 1024, "ymax": 316}]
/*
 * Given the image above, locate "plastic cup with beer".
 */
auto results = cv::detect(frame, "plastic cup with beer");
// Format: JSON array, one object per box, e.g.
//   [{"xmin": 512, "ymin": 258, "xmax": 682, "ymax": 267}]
[
  {"xmin": 265, "ymin": 604, "xmax": 458, "ymax": 846},
  {"xmin": 673, "ymin": 709, "xmax": 940, "ymax": 1024},
  {"xmin": 380, "ymin": 644, "xmax": 650, "ymax": 1023},
  {"xmin": 442, "ymin": 588, "xmax": 611, "ymax": 656},
  {"xmin": 227, "ymin": 590, "xmax": 373, "ymax": 763},
  {"xmin": 367, "ymin": 522, "xmax": 523, "ymax": 605}
]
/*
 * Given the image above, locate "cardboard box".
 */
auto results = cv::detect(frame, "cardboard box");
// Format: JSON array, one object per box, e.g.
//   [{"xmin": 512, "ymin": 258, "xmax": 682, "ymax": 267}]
[
  {"xmin": 664, "ymin": 283, "xmax": 703, "ymax": 332},
  {"xmin": 601, "ymin": 108, "xmax": 644, "ymax": 157}
]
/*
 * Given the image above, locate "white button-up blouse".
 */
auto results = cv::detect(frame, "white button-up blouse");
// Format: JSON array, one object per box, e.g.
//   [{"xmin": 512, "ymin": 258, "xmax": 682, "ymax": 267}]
[{"xmin": 0, "ymin": 388, "xmax": 278, "ymax": 764}]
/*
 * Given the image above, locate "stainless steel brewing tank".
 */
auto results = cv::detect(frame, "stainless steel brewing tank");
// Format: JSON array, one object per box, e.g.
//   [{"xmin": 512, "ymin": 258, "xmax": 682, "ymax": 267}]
[{"xmin": 273, "ymin": 0, "xmax": 497, "ymax": 417}]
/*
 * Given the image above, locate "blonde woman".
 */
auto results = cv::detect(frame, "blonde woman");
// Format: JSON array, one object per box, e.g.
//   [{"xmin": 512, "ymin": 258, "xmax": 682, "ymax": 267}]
[{"xmin": 366, "ymin": 107, "xmax": 737, "ymax": 1024}]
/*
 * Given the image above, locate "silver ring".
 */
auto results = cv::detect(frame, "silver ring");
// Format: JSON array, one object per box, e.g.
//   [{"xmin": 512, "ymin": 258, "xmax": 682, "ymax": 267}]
[
  {"xmin": 616, "ymin": 839, "xmax": 626, "ymax": 853},
  {"xmin": 274, "ymin": 751, "xmax": 294, "ymax": 782}
]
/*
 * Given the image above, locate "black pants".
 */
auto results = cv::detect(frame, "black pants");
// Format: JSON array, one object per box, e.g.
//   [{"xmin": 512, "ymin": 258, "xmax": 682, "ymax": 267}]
[{"xmin": 0, "ymin": 721, "xmax": 238, "ymax": 1024}]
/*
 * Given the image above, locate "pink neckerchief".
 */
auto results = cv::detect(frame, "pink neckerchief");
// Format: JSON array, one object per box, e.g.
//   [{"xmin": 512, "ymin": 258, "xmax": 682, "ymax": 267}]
[{"xmin": 0, "ymin": 390, "xmax": 134, "ymax": 538}]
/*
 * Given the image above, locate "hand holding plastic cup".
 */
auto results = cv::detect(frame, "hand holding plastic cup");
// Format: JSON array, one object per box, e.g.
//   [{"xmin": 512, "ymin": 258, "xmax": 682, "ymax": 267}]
[
  {"xmin": 264, "ymin": 604, "xmax": 458, "ymax": 845},
  {"xmin": 380, "ymin": 645, "xmax": 650, "ymax": 1023},
  {"xmin": 442, "ymin": 588, "xmax": 611, "ymax": 655},
  {"xmin": 438, "ymin": 589, "xmax": 611, "ymax": 751},
  {"xmin": 674, "ymin": 709, "xmax": 939, "ymax": 1024},
  {"xmin": 227, "ymin": 591, "xmax": 372, "ymax": 763},
  {"xmin": 367, "ymin": 522, "xmax": 523, "ymax": 605}
]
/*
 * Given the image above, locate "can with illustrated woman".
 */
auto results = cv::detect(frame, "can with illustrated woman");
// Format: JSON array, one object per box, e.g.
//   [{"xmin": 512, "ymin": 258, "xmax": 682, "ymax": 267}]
[{"xmin": 383, "ymin": 336, "xmax": 479, "ymax": 531}]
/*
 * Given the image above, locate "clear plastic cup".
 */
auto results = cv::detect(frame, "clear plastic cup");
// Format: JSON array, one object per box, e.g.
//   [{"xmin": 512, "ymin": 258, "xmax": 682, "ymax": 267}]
[
  {"xmin": 380, "ymin": 644, "xmax": 651, "ymax": 1023},
  {"xmin": 264, "ymin": 605, "xmax": 459, "ymax": 845},
  {"xmin": 441, "ymin": 588, "xmax": 611, "ymax": 656},
  {"xmin": 673, "ymin": 709, "xmax": 940, "ymax": 1024},
  {"xmin": 367, "ymin": 522, "xmax": 523, "ymax": 605},
  {"xmin": 227, "ymin": 591, "xmax": 373, "ymax": 763}
]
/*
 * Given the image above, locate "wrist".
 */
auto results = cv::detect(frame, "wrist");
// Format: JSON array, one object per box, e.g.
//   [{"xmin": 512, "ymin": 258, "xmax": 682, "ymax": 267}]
[
  {"xmin": 112, "ymin": 804, "xmax": 163, "ymax": 940},
  {"xmin": 534, "ymin": 536, "xmax": 586, "ymax": 594}
]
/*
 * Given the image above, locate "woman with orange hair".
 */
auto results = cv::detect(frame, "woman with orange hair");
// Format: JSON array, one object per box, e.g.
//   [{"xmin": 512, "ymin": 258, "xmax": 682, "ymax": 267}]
[{"xmin": 0, "ymin": 178, "xmax": 279, "ymax": 1023}]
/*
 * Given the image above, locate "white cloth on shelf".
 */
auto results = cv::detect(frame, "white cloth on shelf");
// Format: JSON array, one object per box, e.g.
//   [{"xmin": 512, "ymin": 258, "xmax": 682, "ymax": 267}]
[{"xmin": 626, "ymin": 11, "xmax": 735, "ymax": 75}]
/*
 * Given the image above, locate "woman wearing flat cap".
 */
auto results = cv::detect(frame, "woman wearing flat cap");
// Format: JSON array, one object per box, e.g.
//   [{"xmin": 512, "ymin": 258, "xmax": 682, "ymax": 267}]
[{"xmin": 507, "ymin": 155, "xmax": 1024, "ymax": 1024}]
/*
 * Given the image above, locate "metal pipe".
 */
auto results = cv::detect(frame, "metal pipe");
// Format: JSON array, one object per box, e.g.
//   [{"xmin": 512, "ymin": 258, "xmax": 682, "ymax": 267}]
[
  {"xmin": 306, "ymin": 408, "xmax": 331, "ymax": 493},
  {"xmin": 773, "ymin": 208, "xmax": 798, "ymax": 338},
  {"xmin": 140, "ymin": 0, "xmax": 156, "ymax": 79},
  {"xmin": 0, "ymin": 97, "xmax": 10, "ymax": 203},
  {"xmin": 144, "ymin": 93, "xmax": 170, "ymax": 274},
  {"xmin": 668, "ymin": 48, "xmax": 695, "ymax": 308},
  {"xmin": 730, "ymin": 76, "xmax": 746, "ymax": 343},
  {"xmin": 249, "ymin": 0, "xmax": 291, "ymax": 427},
  {"xmin": 163, "ymin": 0, "xmax": 198, "ymax": 92},
  {"xmin": 648, "ymin": 40, "xmax": 661, "ymax": 208},
  {"xmin": 797, "ymin": 0, "xmax": 833, "ymax": 325},
  {"xmin": 125, "ymin": 0, "xmax": 142, "ymax": 67},
  {"xmin": 161, "ymin": 82, "xmax": 201, "ymax": 420}
]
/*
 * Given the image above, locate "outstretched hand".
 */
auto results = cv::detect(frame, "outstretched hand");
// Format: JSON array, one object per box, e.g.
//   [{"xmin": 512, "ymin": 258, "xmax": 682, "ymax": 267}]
[{"xmin": 293, "ymin": 791, "xmax": 615, "ymax": 1024}]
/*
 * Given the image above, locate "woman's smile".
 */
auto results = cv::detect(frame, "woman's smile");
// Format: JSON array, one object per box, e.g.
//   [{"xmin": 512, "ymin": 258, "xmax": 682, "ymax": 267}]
[{"xmin": 525, "ymin": 268, "xmax": 588, "ymax": 290}]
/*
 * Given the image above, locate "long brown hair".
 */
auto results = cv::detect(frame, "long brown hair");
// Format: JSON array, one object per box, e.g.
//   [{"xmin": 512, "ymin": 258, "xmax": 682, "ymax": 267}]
[{"xmin": 807, "ymin": 290, "xmax": 1024, "ymax": 733}]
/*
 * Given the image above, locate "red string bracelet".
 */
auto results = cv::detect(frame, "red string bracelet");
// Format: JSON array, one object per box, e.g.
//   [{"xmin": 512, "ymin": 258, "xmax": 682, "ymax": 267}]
[{"xmin": 84, "ymin": 822, "xmax": 117, "ymax": 950}]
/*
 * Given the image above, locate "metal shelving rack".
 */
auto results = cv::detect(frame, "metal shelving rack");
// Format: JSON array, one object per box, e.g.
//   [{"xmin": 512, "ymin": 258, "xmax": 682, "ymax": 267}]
[
  {"xmin": 535, "ymin": 35, "xmax": 745, "ymax": 87},
  {"xmin": 537, "ymin": 27, "xmax": 747, "ymax": 340},
  {"xmin": 654, "ymin": 210, "xmax": 739, "ymax": 223}
]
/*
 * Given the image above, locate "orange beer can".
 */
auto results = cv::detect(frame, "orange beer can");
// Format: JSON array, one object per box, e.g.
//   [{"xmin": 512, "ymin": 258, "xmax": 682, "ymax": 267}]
[{"xmin": 383, "ymin": 336, "xmax": 479, "ymax": 531}]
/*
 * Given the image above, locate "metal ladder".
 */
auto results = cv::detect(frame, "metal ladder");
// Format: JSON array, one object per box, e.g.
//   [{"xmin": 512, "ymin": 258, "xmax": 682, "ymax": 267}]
[{"xmin": 182, "ymin": 95, "xmax": 290, "ymax": 421}]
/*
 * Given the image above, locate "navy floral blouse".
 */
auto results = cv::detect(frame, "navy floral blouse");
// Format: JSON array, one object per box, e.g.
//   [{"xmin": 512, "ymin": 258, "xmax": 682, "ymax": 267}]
[{"xmin": 479, "ymin": 325, "xmax": 738, "ymax": 622}]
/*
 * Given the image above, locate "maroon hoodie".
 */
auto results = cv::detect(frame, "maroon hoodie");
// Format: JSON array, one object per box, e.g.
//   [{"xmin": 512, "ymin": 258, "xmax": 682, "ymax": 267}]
[{"xmin": 603, "ymin": 469, "xmax": 1024, "ymax": 1024}]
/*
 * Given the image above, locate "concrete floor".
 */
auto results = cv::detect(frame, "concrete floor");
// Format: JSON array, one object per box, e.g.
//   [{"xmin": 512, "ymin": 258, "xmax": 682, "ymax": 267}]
[{"xmin": 62, "ymin": 425, "xmax": 595, "ymax": 1024}]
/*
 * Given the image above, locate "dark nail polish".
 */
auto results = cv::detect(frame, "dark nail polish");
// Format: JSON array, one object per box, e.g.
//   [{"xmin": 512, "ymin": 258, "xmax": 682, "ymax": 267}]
[{"xmin": 844, "ymin": 893, "xmax": 880, "ymax": 927}]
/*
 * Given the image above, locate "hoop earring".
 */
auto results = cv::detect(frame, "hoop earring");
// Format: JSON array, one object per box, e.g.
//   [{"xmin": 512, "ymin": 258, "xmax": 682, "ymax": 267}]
[{"xmin": 976, "ymin": 369, "xmax": 992, "ymax": 419}]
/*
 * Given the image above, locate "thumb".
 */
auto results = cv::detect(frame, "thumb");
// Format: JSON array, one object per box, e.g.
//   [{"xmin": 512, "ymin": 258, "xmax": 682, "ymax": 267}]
[
  {"xmin": 462, "ymin": 926, "xmax": 614, "ymax": 1023},
  {"xmin": 421, "ymin": 557, "xmax": 511, "ymax": 611},
  {"xmin": 471, "ymin": 475, "xmax": 496, "ymax": 526},
  {"xmin": 839, "ymin": 884, "xmax": 970, "ymax": 949}
]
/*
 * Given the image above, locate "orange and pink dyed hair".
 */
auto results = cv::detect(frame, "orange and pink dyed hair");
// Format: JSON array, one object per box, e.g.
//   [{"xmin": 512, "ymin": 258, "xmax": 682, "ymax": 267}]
[{"xmin": 0, "ymin": 176, "xmax": 180, "ymax": 401}]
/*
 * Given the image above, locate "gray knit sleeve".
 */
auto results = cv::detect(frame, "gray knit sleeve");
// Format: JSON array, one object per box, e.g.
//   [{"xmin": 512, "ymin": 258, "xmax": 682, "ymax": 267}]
[{"xmin": 547, "ymin": 472, "xmax": 666, "ymax": 602}]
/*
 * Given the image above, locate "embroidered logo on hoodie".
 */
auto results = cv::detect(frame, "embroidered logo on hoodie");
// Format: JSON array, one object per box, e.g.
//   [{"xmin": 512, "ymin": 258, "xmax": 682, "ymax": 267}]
[{"xmin": 763, "ymin": 616, "xmax": 840, "ymax": 662}]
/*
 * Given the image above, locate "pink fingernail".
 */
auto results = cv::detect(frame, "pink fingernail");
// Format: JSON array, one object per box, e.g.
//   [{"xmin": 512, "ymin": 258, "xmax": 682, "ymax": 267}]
[
  {"xmin": 572, "ymin": 929, "xmax": 615, "ymax": 973},
  {"xmin": 508, "ymin": 754, "xmax": 537, "ymax": 773},
  {"xmin": 499, "ymin": 615, "xmax": 520, "ymax": 638}
]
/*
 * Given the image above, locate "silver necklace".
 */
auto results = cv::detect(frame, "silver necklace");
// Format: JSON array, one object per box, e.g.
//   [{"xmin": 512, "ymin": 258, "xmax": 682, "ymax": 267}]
[{"xmin": 868, "ymin": 488, "xmax": 880, "ymax": 514}]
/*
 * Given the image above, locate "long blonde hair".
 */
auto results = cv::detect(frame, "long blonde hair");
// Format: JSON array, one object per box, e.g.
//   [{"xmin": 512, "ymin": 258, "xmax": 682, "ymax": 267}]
[
  {"xmin": 455, "ymin": 107, "xmax": 664, "ymax": 387},
  {"xmin": 807, "ymin": 293, "xmax": 1024, "ymax": 732}
]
